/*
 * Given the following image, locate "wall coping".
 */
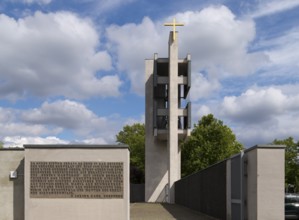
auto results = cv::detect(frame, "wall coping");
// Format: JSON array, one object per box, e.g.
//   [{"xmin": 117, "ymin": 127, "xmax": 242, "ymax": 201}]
[
  {"xmin": 24, "ymin": 144, "xmax": 129, "ymax": 150},
  {"xmin": 244, "ymin": 144, "xmax": 285, "ymax": 153},
  {"xmin": 0, "ymin": 148, "xmax": 24, "ymax": 151},
  {"xmin": 178, "ymin": 144, "xmax": 285, "ymax": 181}
]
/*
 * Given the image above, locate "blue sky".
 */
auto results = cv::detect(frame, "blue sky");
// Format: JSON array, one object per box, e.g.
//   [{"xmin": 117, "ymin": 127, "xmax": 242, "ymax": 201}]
[{"xmin": 0, "ymin": 0, "xmax": 299, "ymax": 147}]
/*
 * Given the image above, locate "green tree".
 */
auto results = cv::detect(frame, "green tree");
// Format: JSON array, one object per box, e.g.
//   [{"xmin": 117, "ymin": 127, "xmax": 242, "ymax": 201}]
[
  {"xmin": 272, "ymin": 137, "xmax": 299, "ymax": 192},
  {"xmin": 0, "ymin": 142, "xmax": 3, "ymax": 149},
  {"xmin": 181, "ymin": 114, "xmax": 243, "ymax": 177},
  {"xmin": 116, "ymin": 123, "xmax": 145, "ymax": 183}
]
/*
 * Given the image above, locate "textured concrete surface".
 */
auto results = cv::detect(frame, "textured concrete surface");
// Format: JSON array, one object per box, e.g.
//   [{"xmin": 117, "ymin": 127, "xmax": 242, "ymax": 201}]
[
  {"xmin": 25, "ymin": 146, "xmax": 130, "ymax": 220},
  {"xmin": 246, "ymin": 146, "xmax": 285, "ymax": 220},
  {"xmin": 145, "ymin": 31, "xmax": 190, "ymax": 203},
  {"xmin": 145, "ymin": 57, "xmax": 169, "ymax": 203},
  {"xmin": 130, "ymin": 203, "xmax": 218, "ymax": 220},
  {"xmin": 167, "ymin": 31, "xmax": 180, "ymax": 204},
  {"xmin": 0, "ymin": 149, "xmax": 24, "ymax": 220}
]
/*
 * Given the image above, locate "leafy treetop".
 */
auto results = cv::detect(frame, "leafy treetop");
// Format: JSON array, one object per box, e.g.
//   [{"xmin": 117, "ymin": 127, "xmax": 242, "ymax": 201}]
[
  {"xmin": 116, "ymin": 123, "xmax": 145, "ymax": 183},
  {"xmin": 272, "ymin": 137, "xmax": 299, "ymax": 192},
  {"xmin": 181, "ymin": 114, "xmax": 243, "ymax": 177}
]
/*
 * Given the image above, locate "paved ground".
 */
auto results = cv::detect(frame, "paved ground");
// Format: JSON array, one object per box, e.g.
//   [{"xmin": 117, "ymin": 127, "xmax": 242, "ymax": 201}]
[{"xmin": 130, "ymin": 203, "xmax": 219, "ymax": 220}]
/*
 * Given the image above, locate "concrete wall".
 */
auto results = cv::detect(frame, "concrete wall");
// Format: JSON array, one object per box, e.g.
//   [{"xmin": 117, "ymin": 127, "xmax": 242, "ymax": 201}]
[
  {"xmin": 246, "ymin": 148, "xmax": 257, "ymax": 220},
  {"xmin": 145, "ymin": 58, "xmax": 169, "ymax": 202},
  {"xmin": 0, "ymin": 149, "xmax": 24, "ymax": 220},
  {"xmin": 145, "ymin": 32, "xmax": 190, "ymax": 203},
  {"xmin": 246, "ymin": 146, "xmax": 285, "ymax": 220},
  {"xmin": 167, "ymin": 32, "xmax": 181, "ymax": 204},
  {"xmin": 175, "ymin": 145, "xmax": 285, "ymax": 220},
  {"xmin": 175, "ymin": 161, "xmax": 227, "ymax": 219},
  {"xmin": 130, "ymin": 184, "xmax": 145, "ymax": 203},
  {"xmin": 24, "ymin": 145, "xmax": 129, "ymax": 220}
]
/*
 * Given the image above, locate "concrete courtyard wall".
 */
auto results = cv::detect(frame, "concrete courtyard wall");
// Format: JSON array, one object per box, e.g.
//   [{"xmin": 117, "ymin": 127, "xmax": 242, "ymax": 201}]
[
  {"xmin": 0, "ymin": 149, "xmax": 25, "ymax": 220},
  {"xmin": 175, "ymin": 160, "xmax": 227, "ymax": 219},
  {"xmin": 175, "ymin": 145, "xmax": 285, "ymax": 220},
  {"xmin": 24, "ymin": 145, "xmax": 130, "ymax": 220}
]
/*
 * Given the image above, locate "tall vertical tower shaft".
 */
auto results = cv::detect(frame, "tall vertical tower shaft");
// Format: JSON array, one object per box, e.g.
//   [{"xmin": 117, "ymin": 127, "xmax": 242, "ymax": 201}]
[
  {"xmin": 167, "ymin": 32, "xmax": 179, "ymax": 203},
  {"xmin": 145, "ymin": 29, "xmax": 191, "ymax": 203}
]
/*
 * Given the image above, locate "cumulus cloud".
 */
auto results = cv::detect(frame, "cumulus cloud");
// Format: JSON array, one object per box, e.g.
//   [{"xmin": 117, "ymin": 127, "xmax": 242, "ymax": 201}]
[
  {"xmin": 0, "ymin": 99, "xmax": 145, "ymax": 147},
  {"xmin": 190, "ymin": 72, "xmax": 220, "ymax": 101},
  {"xmin": 192, "ymin": 104, "xmax": 211, "ymax": 122},
  {"xmin": 21, "ymin": 100, "xmax": 111, "ymax": 137},
  {"xmin": 221, "ymin": 88, "xmax": 286, "ymax": 123},
  {"xmin": 233, "ymin": 113, "xmax": 299, "ymax": 147},
  {"xmin": 21, "ymin": 100, "xmax": 101, "ymax": 129},
  {"xmin": 0, "ymin": 107, "xmax": 14, "ymax": 123},
  {"xmin": 219, "ymin": 86, "xmax": 299, "ymax": 146},
  {"xmin": 78, "ymin": 137, "xmax": 107, "ymax": 145},
  {"xmin": 177, "ymin": 6, "xmax": 267, "ymax": 76},
  {"xmin": 3, "ymin": 136, "xmax": 68, "ymax": 148},
  {"xmin": 0, "ymin": 11, "xmax": 122, "ymax": 100},
  {"xmin": 1, "ymin": 123, "xmax": 58, "ymax": 137},
  {"xmin": 0, "ymin": 107, "xmax": 60, "ymax": 137},
  {"xmin": 107, "ymin": 17, "xmax": 165, "ymax": 95},
  {"xmin": 106, "ymin": 6, "xmax": 267, "ymax": 96},
  {"xmin": 3, "ymin": 135, "xmax": 113, "ymax": 148}
]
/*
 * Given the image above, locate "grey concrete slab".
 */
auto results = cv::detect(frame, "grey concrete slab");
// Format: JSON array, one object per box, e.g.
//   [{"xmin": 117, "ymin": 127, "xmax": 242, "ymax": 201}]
[{"xmin": 130, "ymin": 203, "xmax": 219, "ymax": 220}]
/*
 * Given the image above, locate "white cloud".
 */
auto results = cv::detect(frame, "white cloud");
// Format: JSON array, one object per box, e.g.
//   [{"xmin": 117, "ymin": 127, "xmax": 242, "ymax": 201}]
[
  {"xmin": 221, "ymin": 88, "xmax": 286, "ymax": 123},
  {"xmin": 190, "ymin": 72, "xmax": 220, "ymax": 101},
  {"xmin": 106, "ymin": 6, "xmax": 267, "ymax": 96},
  {"xmin": 192, "ymin": 104, "xmax": 211, "ymax": 122},
  {"xmin": 10, "ymin": 0, "xmax": 52, "ymax": 5},
  {"xmin": 0, "ymin": 99, "xmax": 145, "ymax": 147},
  {"xmin": 266, "ymin": 28, "xmax": 299, "ymax": 67},
  {"xmin": 21, "ymin": 100, "xmax": 99, "ymax": 128},
  {"xmin": 248, "ymin": 28, "xmax": 299, "ymax": 91},
  {"xmin": 251, "ymin": 0, "xmax": 299, "ymax": 18},
  {"xmin": 234, "ymin": 114, "xmax": 299, "ymax": 147},
  {"xmin": 0, "ymin": 107, "xmax": 61, "ymax": 137},
  {"xmin": 21, "ymin": 100, "xmax": 110, "ymax": 137},
  {"xmin": 3, "ymin": 136, "xmax": 68, "ymax": 148},
  {"xmin": 78, "ymin": 137, "xmax": 107, "ymax": 145},
  {"xmin": 107, "ymin": 17, "xmax": 165, "ymax": 95},
  {"xmin": 218, "ymin": 86, "xmax": 299, "ymax": 146},
  {"xmin": 177, "ymin": 6, "xmax": 267, "ymax": 76},
  {"xmin": 0, "ymin": 123, "xmax": 58, "ymax": 137},
  {"xmin": 0, "ymin": 107, "xmax": 14, "ymax": 123},
  {"xmin": 0, "ymin": 11, "xmax": 121, "ymax": 100}
]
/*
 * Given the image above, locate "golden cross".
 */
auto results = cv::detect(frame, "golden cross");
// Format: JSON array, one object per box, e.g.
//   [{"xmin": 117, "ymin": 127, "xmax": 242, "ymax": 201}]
[{"xmin": 164, "ymin": 18, "xmax": 184, "ymax": 41}]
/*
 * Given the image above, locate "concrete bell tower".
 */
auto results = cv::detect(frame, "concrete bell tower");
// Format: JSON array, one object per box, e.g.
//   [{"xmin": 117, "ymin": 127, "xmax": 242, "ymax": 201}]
[{"xmin": 145, "ymin": 19, "xmax": 191, "ymax": 203}]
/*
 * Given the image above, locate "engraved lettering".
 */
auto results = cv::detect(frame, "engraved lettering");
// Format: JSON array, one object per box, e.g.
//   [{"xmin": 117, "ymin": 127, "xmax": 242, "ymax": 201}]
[{"xmin": 30, "ymin": 162, "xmax": 123, "ymax": 199}]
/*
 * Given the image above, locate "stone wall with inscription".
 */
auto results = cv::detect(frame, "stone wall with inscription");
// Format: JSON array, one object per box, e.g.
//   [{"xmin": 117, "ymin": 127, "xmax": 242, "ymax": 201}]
[
  {"xmin": 24, "ymin": 145, "xmax": 129, "ymax": 220},
  {"xmin": 30, "ymin": 161, "xmax": 123, "ymax": 199}
]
